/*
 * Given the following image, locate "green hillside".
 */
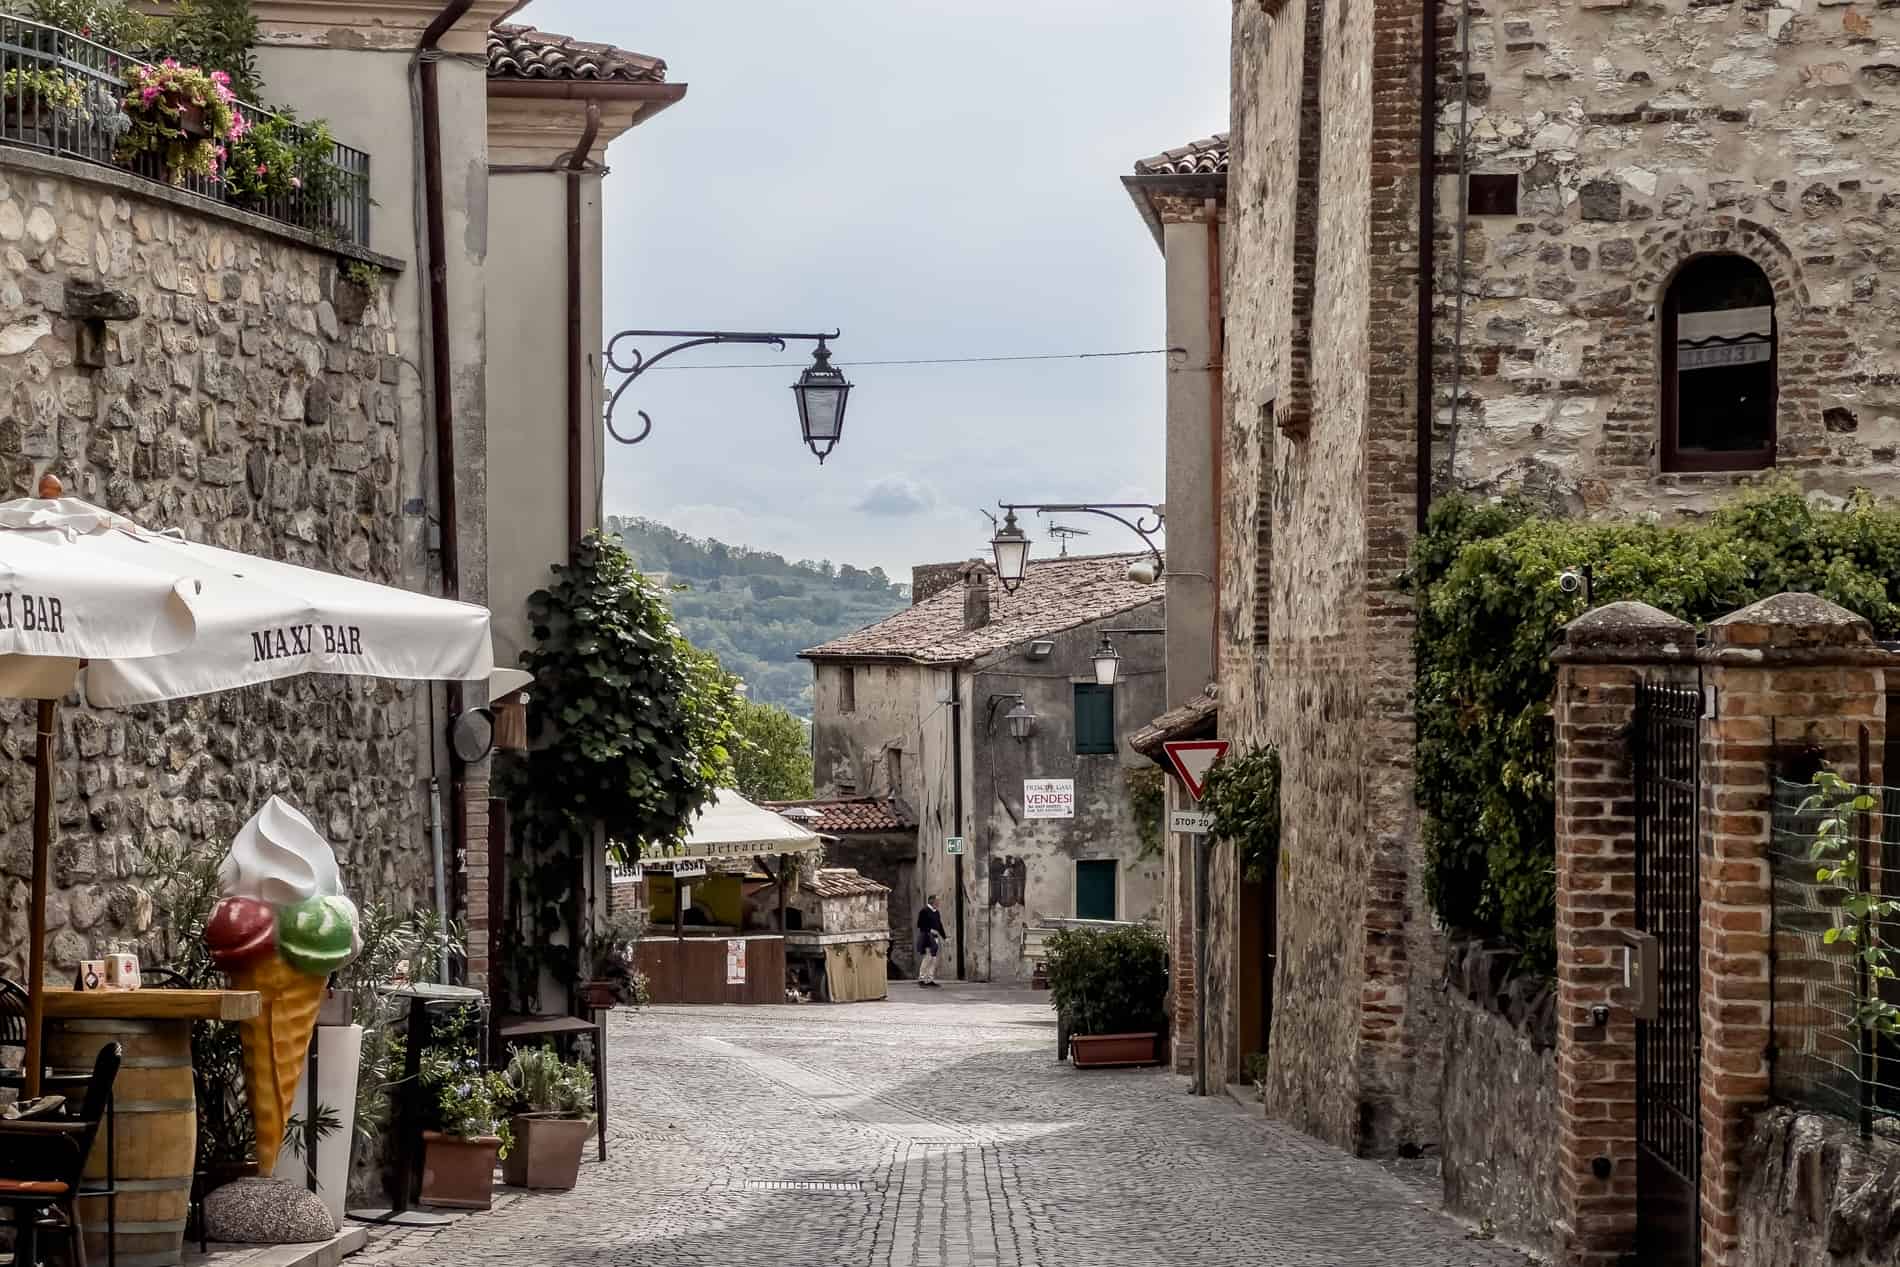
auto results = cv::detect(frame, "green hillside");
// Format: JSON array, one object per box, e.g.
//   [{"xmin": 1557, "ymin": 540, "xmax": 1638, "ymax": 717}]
[{"xmin": 608, "ymin": 517, "xmax": 910, "ymax": 718}]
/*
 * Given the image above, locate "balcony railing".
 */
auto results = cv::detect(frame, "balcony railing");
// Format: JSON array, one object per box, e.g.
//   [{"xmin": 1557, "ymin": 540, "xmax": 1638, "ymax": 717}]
[{"xmin": 0, "ymin": 16, "xmax": 370, "ymax": 248}]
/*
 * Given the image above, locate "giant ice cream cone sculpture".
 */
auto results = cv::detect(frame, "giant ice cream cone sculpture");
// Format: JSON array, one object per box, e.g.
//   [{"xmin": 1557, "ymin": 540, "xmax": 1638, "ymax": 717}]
[{"xmin": 204, "ymin": 798, "xmax": 360, "ymax": 1178}]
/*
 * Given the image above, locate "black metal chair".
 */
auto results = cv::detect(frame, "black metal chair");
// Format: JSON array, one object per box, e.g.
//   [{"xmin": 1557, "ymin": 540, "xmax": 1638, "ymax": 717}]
[
  {"xmin": 1, "ymin": 976, "xmax": 29, "ymax": 1091},
  {"xmin": 0, "ymin": 1040, "xmax": 122, "ymax": 1267}
]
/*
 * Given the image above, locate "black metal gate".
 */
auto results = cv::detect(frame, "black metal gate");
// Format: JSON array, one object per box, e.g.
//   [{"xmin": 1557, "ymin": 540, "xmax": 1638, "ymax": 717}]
[{"xmin": 1634, "ymin": 680, "xmax": 1703, "ymax": 1267}]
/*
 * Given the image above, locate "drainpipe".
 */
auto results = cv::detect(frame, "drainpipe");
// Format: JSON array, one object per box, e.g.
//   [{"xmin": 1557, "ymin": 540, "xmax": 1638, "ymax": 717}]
[
  {"xmin": 951, "ymin": 667, "xmax": 966, "ymax": 981},
  {"xmin": 418, "ymin": 0, "xmax": 474, "ymax": 981},
  {"xmin": 1415, "ymin": 0, "xmax": 1439, "ymax": 531},
  {"xmin": 565, "ymin": 101, "xmax": 601, "ymax": 553},
  {"xmin": 419, "ymin": 0, "xmax": 472, "ymax": 599}
]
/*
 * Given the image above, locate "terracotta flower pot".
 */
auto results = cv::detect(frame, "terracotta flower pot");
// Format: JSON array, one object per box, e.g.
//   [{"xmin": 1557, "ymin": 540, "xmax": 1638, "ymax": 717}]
[
  {"xmin": 500, "ymin": 1114, "xmax": 592, "ymax": 1191},
  {"xmin": 1068, "ymin": 1032, "xmax": 1162, "ymax": 1068},
  {"xmin": 418, "ymin": 1131, "xmax": 500, "ymax": 1210},
  {"xmin": 579, "ymin": 978, "xmax": 622, "ymax": 1010},
  {"xmin": 175, "ymin": 100, "xmax": 210, "ymax": 140}
]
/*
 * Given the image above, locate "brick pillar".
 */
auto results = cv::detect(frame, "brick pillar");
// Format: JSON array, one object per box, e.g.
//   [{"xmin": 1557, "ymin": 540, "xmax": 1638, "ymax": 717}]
[
  {"xmin": 462, "ymin": 775, "xmax": 491, "ymax": 991},
  {"xmin": 1698, "ymin": 594, "xmax": 1885, "ymax": 1266},
  {"xmin": 1552, "ymin": 601, "xmax": 1696, "ymax": 1266}
]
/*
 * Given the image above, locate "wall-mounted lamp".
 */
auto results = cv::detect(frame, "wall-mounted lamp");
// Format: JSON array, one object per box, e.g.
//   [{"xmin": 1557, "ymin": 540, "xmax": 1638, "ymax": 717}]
[
  {"xmin": 1024, "ymin": 639, "xmax": 1055, "ymax": 660},
  {"xmin": 987, "ymin": 692, "xmax": 1038, "ymax": 741}
]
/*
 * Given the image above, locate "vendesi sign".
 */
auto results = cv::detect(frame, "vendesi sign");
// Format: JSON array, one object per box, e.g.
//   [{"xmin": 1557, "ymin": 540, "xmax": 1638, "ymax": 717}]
[{"xmin": 1023, "ymin": 779, "xmax": 1076, "ymax": 819}]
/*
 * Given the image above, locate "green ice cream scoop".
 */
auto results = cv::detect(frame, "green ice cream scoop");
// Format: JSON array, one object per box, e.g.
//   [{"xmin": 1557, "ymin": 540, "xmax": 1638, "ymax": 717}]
[{"xmin": 276, "ymin": 894, "xmax": 360, "ymax": 975}]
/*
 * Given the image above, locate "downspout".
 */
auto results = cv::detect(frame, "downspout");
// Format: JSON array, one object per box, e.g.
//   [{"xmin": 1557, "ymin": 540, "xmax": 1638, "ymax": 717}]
[
  {"xmin": 419, "ymin": 0, "xmax": 472, "ymax": 598},
  {"xmin": 1415, "ymin": 0, "xmax": 1438, "ymax": 531},
  {"xmin": 565, "ymin": 101, "xmax": 601, "ymax": 553},
  {"xmin": 1205, "ymin": 203, "xmax": 1224, "ymax": 677},
  {"xmin": 951, "ymin": 667, "xmax": 966, "ymax": 981},
  {"xmin": 418, "ymin": 0, "xmax": 474, "ymax": 980}
]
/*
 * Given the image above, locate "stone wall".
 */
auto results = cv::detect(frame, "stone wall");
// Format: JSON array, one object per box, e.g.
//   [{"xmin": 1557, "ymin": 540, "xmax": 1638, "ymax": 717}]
[
  {"xmin": 1439, "ymin": 941, "xmax": 1559, "ymax": 1255},
  {"xmin": 1223, "ymin": 0, "xmax": 1437, "ymax": 1152},
  {"xmin": 1429, "ymin": 0, "xmax": 1900, "ymax": 508},
  {"xmin": 0, "ymin": 155, "xmax": 431, "ymax": 982},
  {"xmin": 1737, "ymin": 1107, "xmax": 1900, "ymax": 1267}
]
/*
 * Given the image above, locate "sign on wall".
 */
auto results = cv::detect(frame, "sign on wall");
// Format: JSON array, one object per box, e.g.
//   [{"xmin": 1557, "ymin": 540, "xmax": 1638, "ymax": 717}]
[
  {"xmin": 1024, "ymin": 779, "xmax": 1076, "ymax": 819},
  {"xmin": 726, "ymin": 938, "xmax": 747, "ymax": 985},
  {"xmin": 945, "ymin": 836, "xmax": 966, "ymax": 855}
]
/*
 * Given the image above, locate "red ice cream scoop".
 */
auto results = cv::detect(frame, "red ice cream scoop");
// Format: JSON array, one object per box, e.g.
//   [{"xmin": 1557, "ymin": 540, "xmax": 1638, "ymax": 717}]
[{"xmin": 204, "ymin": 896, "xmax": 276, "ymax": 970}]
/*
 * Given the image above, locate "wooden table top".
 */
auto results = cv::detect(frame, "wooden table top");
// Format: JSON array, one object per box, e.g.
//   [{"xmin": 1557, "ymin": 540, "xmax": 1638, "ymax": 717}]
[{"xmin": 40, "ymin": 987, "xmax": 261, "ymax": 1021}]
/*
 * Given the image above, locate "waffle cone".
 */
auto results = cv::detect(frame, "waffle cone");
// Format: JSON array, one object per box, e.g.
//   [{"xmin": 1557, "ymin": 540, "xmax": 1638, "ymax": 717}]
[{"xmin": 229, "ymin": 955, "xmax": 326, "ymax": 1178}]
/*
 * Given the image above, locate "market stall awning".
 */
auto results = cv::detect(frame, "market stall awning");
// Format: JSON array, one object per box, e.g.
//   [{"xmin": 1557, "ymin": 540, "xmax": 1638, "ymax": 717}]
[{"xmin": 647, "ymin": 788, "xmax": 825, "ymax": 862}]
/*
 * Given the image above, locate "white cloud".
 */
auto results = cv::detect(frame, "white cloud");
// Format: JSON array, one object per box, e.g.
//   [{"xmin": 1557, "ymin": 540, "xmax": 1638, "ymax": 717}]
[{"xmin": 855, "ymin": 477, "xmax": 936, "ymax": 516}]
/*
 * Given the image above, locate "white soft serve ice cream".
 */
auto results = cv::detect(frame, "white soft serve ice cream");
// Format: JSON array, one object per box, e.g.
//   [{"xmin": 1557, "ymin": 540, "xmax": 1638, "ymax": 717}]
[{"xmin": 219, "ymin": 795, "xmax": 343, "ymax": 906}]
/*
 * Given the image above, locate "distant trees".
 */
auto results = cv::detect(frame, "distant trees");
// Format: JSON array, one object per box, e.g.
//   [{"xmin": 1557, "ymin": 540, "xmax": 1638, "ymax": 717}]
[
  {"xmin": 730, "ymin": 699, "xmax": 815, "ymax": 802},
  {"xmin": 610, "ymin": 518, "xmax": 909, "ymax": 719}
]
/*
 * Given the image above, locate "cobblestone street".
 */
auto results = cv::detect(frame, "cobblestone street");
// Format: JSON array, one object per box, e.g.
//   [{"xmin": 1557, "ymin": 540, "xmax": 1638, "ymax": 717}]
[{"xmin": 358, "ymin": 986, "xmax": 1537, "ymax": 1267}]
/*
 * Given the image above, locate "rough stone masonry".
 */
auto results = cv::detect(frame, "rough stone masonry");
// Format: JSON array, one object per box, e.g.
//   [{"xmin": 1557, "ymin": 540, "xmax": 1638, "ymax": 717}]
[{"xmin": 0, "ymin": 158, "xmax": 431, "ymax": 982}]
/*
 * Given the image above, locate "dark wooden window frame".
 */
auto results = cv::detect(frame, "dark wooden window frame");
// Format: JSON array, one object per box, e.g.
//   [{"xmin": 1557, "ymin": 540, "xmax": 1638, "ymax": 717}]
[{"xmin": 1660, "ymin": 255, "xmax": 1778, "ymax": 474}]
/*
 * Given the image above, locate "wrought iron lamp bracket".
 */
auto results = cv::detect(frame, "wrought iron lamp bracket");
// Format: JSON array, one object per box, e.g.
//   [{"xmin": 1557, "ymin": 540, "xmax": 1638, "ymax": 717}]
[
  {"xmin": 994, "ymin": 502, "xmax": 1166, "ymax": 592},
  {"xmin": 602, "ymin": 328, "xmax": 841, "ymax": 446}
]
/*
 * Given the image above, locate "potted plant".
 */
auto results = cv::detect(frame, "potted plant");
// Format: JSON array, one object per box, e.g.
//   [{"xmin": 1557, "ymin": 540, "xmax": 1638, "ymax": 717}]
[
  {"xmin": 334, "ymin": 260, "xmax": 380, "ymax": 325},
  {"xmin": 2, "ymin": 66, "xmax": 86, "ymax": 145},
  {"xmin": 117, "ymin": 60, "xmax": 239, "ymax": 184},
  {"xmin": 579, "ymin": 906, "xmax": 650, "ymax": 1010},
  {"xmin": 1044, "ymin": 923, "xmax": 1169, "ymax": 1068},
  {"xmin": 417, "ymin": 1046, "xmax": 512, "ymax": 1210},
  {"xmin": 499, "ymin": 1046, "xmax": 595, "ymax": 1190}
]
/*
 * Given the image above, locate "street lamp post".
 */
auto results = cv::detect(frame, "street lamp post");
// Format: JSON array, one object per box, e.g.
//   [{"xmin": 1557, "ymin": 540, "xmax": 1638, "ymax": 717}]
[
  {"xmin": 987, "ymin": 502, "xmax": 1164, "ymax": 594},
  {"xmin": 603, "ymin": 328, "xmax": 854, "ymax": 462}
]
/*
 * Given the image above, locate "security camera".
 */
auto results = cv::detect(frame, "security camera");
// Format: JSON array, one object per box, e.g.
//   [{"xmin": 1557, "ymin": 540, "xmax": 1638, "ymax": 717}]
[
  {"xmin": 1559, "ymin": 570, "xmax": 1583, "ymax": 595},
  {"xmin": 1127, "ymin": 559, "xmax": 1159, "ymax": 585}
]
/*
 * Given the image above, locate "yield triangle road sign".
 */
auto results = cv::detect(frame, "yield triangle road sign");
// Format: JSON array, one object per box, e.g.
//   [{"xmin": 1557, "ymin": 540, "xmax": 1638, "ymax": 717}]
[{"xmin": 1162, "ymin": 739, "xmax": 1229, "ymax": 802}]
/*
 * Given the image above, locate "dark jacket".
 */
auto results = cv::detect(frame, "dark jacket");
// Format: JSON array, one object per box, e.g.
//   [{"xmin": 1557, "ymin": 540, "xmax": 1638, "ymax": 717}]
[{"xmin": 916, "ymin": 904, "xmax": 946, "ymax": 953}]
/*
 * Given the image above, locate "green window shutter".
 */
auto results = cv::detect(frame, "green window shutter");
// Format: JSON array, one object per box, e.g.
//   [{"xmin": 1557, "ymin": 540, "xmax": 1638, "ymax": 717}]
[
  {"xmin": 1074, "ymin": 684, "xmax": 1116, "ymax": 755},
  {"xmin": 1076, "ymin": 859, "xmax": 1117, "ymax": 920}
]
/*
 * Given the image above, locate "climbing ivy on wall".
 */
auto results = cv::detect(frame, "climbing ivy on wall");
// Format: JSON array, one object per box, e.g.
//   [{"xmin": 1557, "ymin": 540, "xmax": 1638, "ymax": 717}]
[
  {"xmin": 1412, "ymin": 483, "xmax": 1900, "ymax": 968},
  {"xmin": 1201, "ymin": 746, "xmax": 1280, "ymax": 883},
  {"xmin": 1125, "ymin": 766, "xmax": 1166, "ymax": 859},
  {"xmin": 502, "ymin": 531, "xmax": 737, "ymax": 1010}
]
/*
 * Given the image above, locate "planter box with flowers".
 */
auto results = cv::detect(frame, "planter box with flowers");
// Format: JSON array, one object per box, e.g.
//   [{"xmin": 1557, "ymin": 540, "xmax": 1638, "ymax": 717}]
[
  {"xmin": 500, "ymin": 1047, "xmax": 596, "ymax": 1191},
  {"xmin": 116, "ymin": 60, "xmax": 240, "ymax": 185},
  {"xmin": 418, "ymin": 1044, "xmax": 513, "ymax": 1210},
  {"xmin": 1044, "ymin": 924, "xmax": 1169, "ymax": 1070}
]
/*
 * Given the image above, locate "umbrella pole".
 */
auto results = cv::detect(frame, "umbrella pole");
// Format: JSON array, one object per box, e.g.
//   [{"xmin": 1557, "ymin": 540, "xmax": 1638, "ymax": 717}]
[{"xmin": 23, "ymin": 697, "xmax": 54, "ymax": 1099}]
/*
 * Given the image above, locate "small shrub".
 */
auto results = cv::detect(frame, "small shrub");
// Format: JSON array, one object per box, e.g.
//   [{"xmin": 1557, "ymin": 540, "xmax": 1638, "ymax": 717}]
[
  {"xmin": 1044, "ymin": 924, "xmax": 1168, "ymax": 1037},
  {"xmin": 1202, "ymin": 746, "xmax": 1280, "ymax": 882}
]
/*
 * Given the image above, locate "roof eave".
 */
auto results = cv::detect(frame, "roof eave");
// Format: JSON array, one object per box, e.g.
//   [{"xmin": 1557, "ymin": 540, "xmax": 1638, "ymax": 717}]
[{"xmin": 487, "ymin": 80, "xmax": 688, "ymax": 114}]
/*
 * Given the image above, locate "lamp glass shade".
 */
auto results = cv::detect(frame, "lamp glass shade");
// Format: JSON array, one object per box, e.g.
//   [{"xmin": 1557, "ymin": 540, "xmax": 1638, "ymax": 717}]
[
  {"xmin": 1005, "ymin": 701, "xmax": 1037, "ymax": 740},
  {"xmin": 990, "ymin": 511, "xmax": 1030, "ymax": 585},
  {"xmin": 793, "ymin": 343, "xmax": 852, "ymax": 462},
  {"xmin": 1092, "ymin": 638, "xmax": 1122, "ymax": 687}
]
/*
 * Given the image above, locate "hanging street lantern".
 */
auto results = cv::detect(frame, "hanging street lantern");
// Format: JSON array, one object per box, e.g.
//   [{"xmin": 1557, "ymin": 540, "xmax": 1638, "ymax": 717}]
[
  {"xmin": 603, "ymin": 327, "xmax": 849, "ymax": 462},
  {"xmin": 1092, "ymin": 634, "xmax": 1123, "ymax": 687},
  {"xmin": 1005, "ymin": 699, "xmax": 1038, "ymax": 741},
  {"xmin": 792, "ymin": 339, "xmax": 852, "ymax": 463},
  {"xmin": 990, "ymin": 509, "xmax": 1030, "ymax": 593}
]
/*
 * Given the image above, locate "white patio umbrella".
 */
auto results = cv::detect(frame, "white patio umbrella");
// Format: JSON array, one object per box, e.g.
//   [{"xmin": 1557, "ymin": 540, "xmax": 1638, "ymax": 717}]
[{"xmin": 1, "ymin": 477, "xmax": 493, "ymax": 1094}]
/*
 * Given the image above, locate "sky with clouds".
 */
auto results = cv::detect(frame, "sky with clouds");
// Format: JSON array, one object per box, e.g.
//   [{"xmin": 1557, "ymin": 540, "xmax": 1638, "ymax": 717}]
[{"xmin": 515, "ymin": 1, "xmax": 1230, "ymax": 579}]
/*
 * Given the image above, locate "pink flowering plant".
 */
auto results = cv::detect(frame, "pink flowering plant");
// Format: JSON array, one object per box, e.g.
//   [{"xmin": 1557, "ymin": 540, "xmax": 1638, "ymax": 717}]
[
  {"xmin": 222, "ymin": 108, "xmax": 341, "ymax": 216},
  {"xmin": 116, "ymin": 59, "xmax": 238, "ymax": 183}
]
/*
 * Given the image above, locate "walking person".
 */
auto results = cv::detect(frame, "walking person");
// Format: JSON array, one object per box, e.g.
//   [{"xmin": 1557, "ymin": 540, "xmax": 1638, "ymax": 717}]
[{"xmin": 916, "ymin": 896, "xmax": 946, "ymax": 987}]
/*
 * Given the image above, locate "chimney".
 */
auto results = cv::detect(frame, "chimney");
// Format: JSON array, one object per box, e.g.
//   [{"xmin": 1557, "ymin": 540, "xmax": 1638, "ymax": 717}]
[{"xmin": 960, "ymin": 560, "xmax": 991, "ymax": 631}]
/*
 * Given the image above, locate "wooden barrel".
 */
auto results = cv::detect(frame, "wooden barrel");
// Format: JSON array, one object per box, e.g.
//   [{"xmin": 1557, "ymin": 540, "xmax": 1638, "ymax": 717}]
[{"xmin": 45, "ymin": 1017, "xmax": 196, "ymax": 1267}]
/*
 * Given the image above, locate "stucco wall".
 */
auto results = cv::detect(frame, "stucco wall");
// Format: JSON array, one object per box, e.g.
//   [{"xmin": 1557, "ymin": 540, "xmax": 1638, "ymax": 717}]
[
  {"xmin": 482, "ymin": 163, "xmax": 605, "ymax": 671},
  {"xmin": 1163, "ymin": 219, "xmax": 1219, "ymax": 708},
  {"xmin": 0, "ymin": 155, "xmax": 430, "ymax": 979},
  {"xmin": 968, "ymin": 599, "xmax": 1167, "ymax": 983},
  {"xmin": 1430, "ymin": 0, "xmax": 1900, "ymax": 510}
]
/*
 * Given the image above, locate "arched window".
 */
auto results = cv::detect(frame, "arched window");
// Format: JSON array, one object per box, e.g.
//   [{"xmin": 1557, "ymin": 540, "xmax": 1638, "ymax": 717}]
[{"xmin": 1661, "ymin": 254, "xmax": 1777, "ymax": 472}]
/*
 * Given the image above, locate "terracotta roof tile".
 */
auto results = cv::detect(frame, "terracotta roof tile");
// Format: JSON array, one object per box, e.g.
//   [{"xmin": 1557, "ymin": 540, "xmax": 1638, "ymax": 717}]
[
  {"xmin": 801, "ymin": 553, "xmax": 1163, "ymax": 664},
  {"xmin": 488, "ymin": 24, "xmax": 667, "ymax": 84},
  {"xmin": 763, "ymin": 798, "xmax": 917, "ymax": 834},
  {"xmin": 1128, "ymin": 692, "xmax": 1219, "ymax": 760},
  {"xmin": 1132, "ymin": 134, "xmax": 1229, "ymax": 177},
  {"xmin": 805, "ymin": 868, "xmax": 891, "ymax": 898}
]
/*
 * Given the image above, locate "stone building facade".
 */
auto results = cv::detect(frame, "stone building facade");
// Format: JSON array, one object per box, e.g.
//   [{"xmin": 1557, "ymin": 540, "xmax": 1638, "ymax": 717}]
[
  {"xmin": 0, "ymin": 149, "xmax": 427, "ymax": 978},
  {"xmin": 1198, "ymin": 0, "xmax": 1900, "ymax": 1163},
  {"xmin": 804, "ymin": 555, "xmax": 1167, "ymax": 984}
]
